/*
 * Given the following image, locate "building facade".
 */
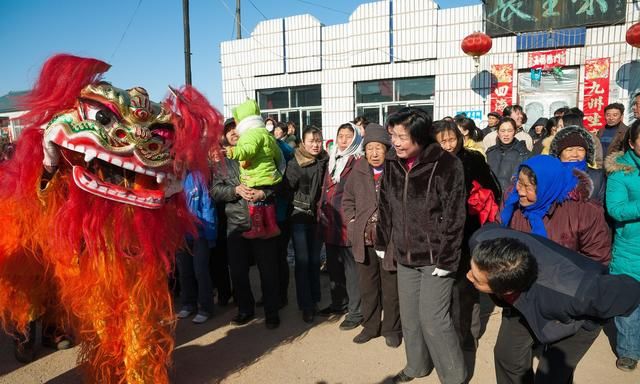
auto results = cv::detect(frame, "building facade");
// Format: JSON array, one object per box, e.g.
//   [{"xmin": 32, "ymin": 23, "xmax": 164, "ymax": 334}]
[{"xmin": 220, "ymin": 0, "xmax": 640, "ymax": 140}]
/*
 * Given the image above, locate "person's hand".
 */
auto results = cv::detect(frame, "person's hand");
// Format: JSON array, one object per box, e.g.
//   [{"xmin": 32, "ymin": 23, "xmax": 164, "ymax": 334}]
[
  {"xmin": 432, "ymin": 268, "xmax": 453, "ymax": 277},
  {"xmin": 245, "ymin": 188, "xmax": 266, "ymax": 203},
  {"xmin": 235, "ymin": 185, "xmax": 248, "ymax": 197}
]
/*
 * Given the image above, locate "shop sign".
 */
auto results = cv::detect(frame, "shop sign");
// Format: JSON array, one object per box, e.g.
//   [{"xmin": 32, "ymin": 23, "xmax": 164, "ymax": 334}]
[
  {"xmin": 528, "ymin": 49, "xmax": 567, "ymax": 71},
  {"xmin": 455, "ymin": 110, "xmax": 483, "ymax": 121},
  {"xmin": 486, "ymin": 0, "xmax": 627, "ymax": 37},
  {"xmin": 582, "ymin": 57, "xmax": 610, "ymax": 132},
  {"xmin": 490, "ymin": 64, "xmax": 513, "ymax": 114}
]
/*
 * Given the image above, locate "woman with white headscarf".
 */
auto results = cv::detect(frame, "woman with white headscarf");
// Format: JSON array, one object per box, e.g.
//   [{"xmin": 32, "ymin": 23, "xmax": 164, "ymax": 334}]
[{"xmin": 317, "ymin": 122, "xmax": 365, "ymax": 331}]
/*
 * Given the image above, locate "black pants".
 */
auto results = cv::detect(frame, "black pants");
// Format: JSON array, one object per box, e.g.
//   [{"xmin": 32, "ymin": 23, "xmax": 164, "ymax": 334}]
[
  {"xmin": 325, "ymin": 244, "xmax": 362, "ymax": 321},
  {"xmin": 276, "ymin": 220, "xmax": 291, "ymax": 305},
  {"xmin": 210, "ymin": 236, "xmax": 232, "ymax": 303},
  {"xmin": 357, "ymin": 247, "xmax": 401, "ymax": 337},
  {"xmin": 494, "ymin": 309, "xmax": 601, "ymax": 384},
  {"xmin": 227, "ymin": 230, "xmax": 280, "ymax": 319},
  {"xmin": 451, "ymin": 268, "xmax": 480, "ymax": 351}
]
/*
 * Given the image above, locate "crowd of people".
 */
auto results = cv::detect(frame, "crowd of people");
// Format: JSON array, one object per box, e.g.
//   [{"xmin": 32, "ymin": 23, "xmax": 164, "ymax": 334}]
[
  {"xmin": 10, "ymin": 90, "xmax": 632, "ymax": 381},
  {"xmin": 166, "ymin": 91, "xmax": 640, "ymax": 383}
]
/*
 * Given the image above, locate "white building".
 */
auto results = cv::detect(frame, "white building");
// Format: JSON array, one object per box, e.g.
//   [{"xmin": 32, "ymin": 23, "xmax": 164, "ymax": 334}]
[{"xmin": 220, "ymin": 0, "xmax": 640, "ymax": 140}]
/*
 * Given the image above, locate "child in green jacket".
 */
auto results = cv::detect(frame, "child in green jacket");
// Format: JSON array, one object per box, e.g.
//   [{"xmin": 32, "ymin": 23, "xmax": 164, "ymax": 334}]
[{"xmin": 226, "ymin": 99, "xmax": 284, "ymax": 239}]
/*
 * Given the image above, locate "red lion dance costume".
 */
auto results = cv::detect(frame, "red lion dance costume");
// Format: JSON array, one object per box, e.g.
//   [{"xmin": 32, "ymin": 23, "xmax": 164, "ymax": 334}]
[{"xmin": 0, "ymin": 54, "xmax": 222, "ymax": 383}]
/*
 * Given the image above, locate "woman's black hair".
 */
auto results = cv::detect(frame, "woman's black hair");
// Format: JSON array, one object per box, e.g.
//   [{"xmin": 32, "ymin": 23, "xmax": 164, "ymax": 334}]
[
  {"xmin": 560, "ymin": 113, "xmax": 583, "ymax": 128},
  {"xmin": 458, "ymin": 117, "xmax": 484, "ymax": 142},
  {"xmin": 302, "ymin": 126, "xmax": 322, "ymax": 141},
  {"xmin": 498, "ymin": 117, "xmax": 517, "ymax": 132},
  {"xmin": 472, "ymin": 238, "xmax": 538, "ymax": 295},
  {"xmin": 432, "ymin": 120, "xmax": 463, "ymax": 149},
  {"xmin": 386, "ymin": 107, "xmax": 434, "ymax": 147},
  {"xmin": 545, "ymin": 117, "xmax": 559, "ymax": 133},
  {"xmin": 337, "ymin": 123, "xmax": 355, "ymax": 135}
]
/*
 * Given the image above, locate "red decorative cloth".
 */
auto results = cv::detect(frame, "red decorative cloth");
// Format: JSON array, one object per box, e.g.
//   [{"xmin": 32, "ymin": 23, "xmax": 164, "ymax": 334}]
[{"xmin": 468, "ymin": 180, "xmax": 499, "ymax": 225}]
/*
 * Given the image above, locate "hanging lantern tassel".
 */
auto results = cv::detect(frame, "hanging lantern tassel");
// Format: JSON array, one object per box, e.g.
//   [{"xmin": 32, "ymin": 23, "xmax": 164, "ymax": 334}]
[{"xmin": 461, "ymin": 32, "xmax": 493, "ymax": 69}]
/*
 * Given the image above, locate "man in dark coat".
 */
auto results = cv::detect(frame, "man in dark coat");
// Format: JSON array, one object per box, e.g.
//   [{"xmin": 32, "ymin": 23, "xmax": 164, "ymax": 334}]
[
  {"xmin": 599, "ymin": 103, "xmax": 629, "ymax": 155},
  {"xmin": 468, "ymin": 225, "xmax": 640, "ymax": 384}
]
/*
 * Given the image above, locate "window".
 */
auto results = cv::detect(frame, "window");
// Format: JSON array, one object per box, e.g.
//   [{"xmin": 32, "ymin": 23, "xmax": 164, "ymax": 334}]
[
  {"xmin": 517, "ymin": 68, "xmax": 578, "ymax": 130},
  {"xmin": 257, "ymin": 85, "xmax": 322, "ymax": 138},
  {"xmin": 354, "ymin": 77, "xmax": 435, "ymax": 125}
]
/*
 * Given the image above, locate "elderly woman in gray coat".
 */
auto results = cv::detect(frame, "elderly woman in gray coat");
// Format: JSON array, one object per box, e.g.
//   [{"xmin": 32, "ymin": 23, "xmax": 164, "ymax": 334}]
[{"xmin": 343, "ymin": 123, "xmax": 402, "ymax": 348}]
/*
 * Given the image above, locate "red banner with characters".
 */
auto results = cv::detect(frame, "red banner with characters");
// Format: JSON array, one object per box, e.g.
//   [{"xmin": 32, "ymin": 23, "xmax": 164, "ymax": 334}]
[
  {"xmin": 490, "ymin": 64, "xmax": 513, "ymax": 114},
  {"xmin": 582, "ymin": 58, "xmax": 610, "ymax": 132},
  {"xmin": 528, "ymin": 49, "xmax": 567, "ymax": 71}
]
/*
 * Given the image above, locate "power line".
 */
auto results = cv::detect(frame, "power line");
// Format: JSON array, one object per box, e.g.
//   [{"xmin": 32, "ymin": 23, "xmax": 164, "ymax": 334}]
[
  {"xmin": 247, "ymin": 0, "xmax": 268, "ymax": 20},
  {"xmin": 294, "ymin": 0, "xmax": 349, "ymax": 15},
  {"xmin": 110, "ymin": 0, "xmax": 143, "ymax": 61}
]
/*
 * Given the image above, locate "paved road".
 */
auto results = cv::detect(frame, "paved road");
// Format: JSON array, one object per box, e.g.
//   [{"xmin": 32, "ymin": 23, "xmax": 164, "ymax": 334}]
[{"xmin": 1, "ymin": 268, "xmax": 638, "ymax": 383}]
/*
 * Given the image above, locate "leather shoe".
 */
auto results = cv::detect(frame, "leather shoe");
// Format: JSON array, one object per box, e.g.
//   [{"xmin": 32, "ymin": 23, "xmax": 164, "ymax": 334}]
[
  {"xmin": 339, "ymin": 318, "xmax": 362, "ymax": 331},
  {"xmin": 616, "ymin": 356, "xmax": 638, "ymax": 372},
  {"xmin": 265, "ymin": 316, "xmax": 280, "ymax": 330},
  {"xmin": 302, "ymin": 309, "xmax": 314, "ymax": 324},
  {"xmin": 318, "ymin": 306, "xmax": 347, "ymax": 317},
  {"xmin": 385, "ymin": 334, "xmax": 402, "ymax": 348},
  {"xmin": 231, "ymin": 312, "xmax": 255, "ymax": 325},
  {"xmin": 352, "ymin": 331, "xmax": 377, "ymax": 344},
  {"xmin": 391, "ymin": 370, "xmax": 415, "ymax": 383}
]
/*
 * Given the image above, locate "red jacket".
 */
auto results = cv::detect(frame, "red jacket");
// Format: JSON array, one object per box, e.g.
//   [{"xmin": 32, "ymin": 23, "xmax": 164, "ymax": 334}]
[{"xmin": 318, "ymin": 156, "xmax": 357, "ymax": 247}]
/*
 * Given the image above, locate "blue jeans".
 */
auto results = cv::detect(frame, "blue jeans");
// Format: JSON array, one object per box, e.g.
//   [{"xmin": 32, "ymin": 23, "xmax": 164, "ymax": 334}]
[
  {"xmin": 291, "ymin": 223, "xmax": 322, "ymax": 311},
  {"xmin": 177, "ymin": 237, "xmax": 214, "ymax": 315},
  {"xmin": 616, "ymin": 304, "xmax": 640, "ymax": 360}
]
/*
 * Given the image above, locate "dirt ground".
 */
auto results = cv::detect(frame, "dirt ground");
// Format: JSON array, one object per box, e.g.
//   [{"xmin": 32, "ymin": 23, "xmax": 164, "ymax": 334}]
[{"xmin": 1, "ymin": 268, "xmax": 638, "ymax": 384}]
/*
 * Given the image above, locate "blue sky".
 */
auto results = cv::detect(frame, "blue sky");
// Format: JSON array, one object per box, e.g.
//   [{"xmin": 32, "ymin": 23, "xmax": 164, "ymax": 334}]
[{"xmin": 0, "ymin": 0, "xmax": 480, "ymax": 110}]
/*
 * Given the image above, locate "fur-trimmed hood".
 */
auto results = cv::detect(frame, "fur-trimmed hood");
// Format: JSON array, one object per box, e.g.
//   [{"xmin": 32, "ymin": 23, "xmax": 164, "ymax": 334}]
[
  {"xmin": 549, "ymin": 125, "xmax": 596, "ymax": 166},
  {"xmin": 605, "ymin": 151, "xmax": 637, "ymax": 175},
  {"xmin": 570, "ymin": 168, "xmax": 593, "ymax": 201}
]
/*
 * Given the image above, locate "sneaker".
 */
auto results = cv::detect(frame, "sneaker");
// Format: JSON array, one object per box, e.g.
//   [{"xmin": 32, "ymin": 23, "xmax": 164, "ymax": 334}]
[
  {"xmin": 177, "ymin": 308, "xmax": 194, "ymax": 319},
  {"xmin": 317, "ymin": 306, "xmax": 347, "ymax": 317},
  {"xmin": 385, "ymin": 334, "xmax": 402, "ymax": 348},
  {"xmin": 42, "ymin": 335, "xmax": 74, "ymax": 350},
  {"xmin": 192, "ymin": 313, "xmax": 210, "ymax": 324},
  {"xmin": 231, "ymin": 312, "xmax": 255, "ymax": 326},
  {"xmin": 616, "ymin": 356, "xmax": 638, "ymax": 372},
  {"xmin": 339, "ymin": 318, "xmax": 362, "ymax": 331}
]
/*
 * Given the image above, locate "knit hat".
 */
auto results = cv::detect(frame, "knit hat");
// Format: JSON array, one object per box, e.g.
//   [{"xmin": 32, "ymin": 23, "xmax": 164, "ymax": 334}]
[
  {"xmin": 362, "ymin": 123, "xmax": 391, "ymax": 148},
  {"xmin": 550, "ymin": 125, "xmax": 595, "ymax": 165},
  {"xmin": 487, "ymin": 111, "xmax": 501, "ymax": 119}
]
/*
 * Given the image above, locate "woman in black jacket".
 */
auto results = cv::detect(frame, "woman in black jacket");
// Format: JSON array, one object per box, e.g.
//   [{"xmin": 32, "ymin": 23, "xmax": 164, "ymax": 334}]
[
  {"xmin": 433, "ymin": 119, "xmax": 501, "ymax": 353},
  {"xmin": 210, "ymin": 122, "xmax": 281, "ymax": 329},
  {"xmin": 282, "ymin": 126, "xmax": 328, "ymax": 323},
  {"xmin": 486, "ymin": 117, "xmax": 532, "ymax": 194},
  {"xmin": 376, "ymin": 108, "xmax": 467, "ymax": 384}
]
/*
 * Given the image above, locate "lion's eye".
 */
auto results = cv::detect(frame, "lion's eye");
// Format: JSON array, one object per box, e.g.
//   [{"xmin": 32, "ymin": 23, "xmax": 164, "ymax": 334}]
[
  {"xmin": 95, "ymin": 110, "xmax": 112, "ymax": 125},
  {"xmin": 80, "ymin": 100, "xmax": 119, "ymax": 129}
]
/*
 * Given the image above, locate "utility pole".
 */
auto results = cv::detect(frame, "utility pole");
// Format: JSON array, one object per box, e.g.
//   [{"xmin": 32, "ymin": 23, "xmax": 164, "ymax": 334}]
[
  {"xmin": 182, "ymin": 0, "xmax": 192, "ymax": 85},
  {"xmin": 236, "ymin": 0, "xmax": 242, "ymax": 39}
]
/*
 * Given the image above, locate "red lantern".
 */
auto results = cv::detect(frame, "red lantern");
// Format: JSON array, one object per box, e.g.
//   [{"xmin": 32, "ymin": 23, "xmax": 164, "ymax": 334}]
[
  {"xmin": 626, "ymin": 22, "xmax": 640, "ymax": 48},
  {"xmin": 461, "ymin": 32, "xmax": 493, "ymax": 59}
]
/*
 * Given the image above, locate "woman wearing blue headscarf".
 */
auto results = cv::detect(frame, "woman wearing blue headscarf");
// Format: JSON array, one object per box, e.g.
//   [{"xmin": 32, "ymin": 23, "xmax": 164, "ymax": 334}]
[{"xmin": 500, "ymin": 155, "xmax": 611, "ymax": 265}]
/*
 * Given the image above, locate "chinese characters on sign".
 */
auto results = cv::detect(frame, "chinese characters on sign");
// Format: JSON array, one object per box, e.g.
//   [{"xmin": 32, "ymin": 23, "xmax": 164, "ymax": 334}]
[
  {"xmin": 528, "ymin": 49, "xmax": 567, "ymax": 71},
  {"xmin": 485, "ymin": 0, "xmax": 626, "ymax": 37},
  {"xmin": 490, "ymin": 64, "xmax": 514, "ymax": 114},
  {"xmin": 582, "ymin": 58, "xmax": 610, "ymax": 132}
]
